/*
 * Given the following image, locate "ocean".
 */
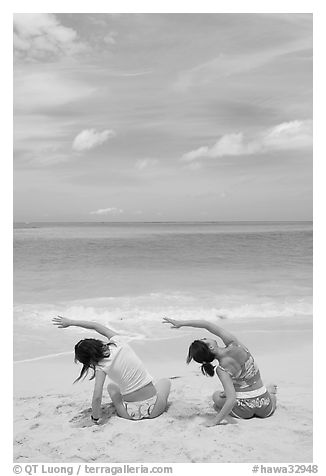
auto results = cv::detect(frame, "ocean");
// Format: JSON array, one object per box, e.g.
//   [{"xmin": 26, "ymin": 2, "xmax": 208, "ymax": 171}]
[{"xmin": 13, "ymin": 221, "xmax": 312, "ymax": 360}]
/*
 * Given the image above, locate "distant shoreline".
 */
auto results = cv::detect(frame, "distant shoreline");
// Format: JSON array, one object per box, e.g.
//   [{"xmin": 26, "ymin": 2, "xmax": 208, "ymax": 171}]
[{"xmin": 14, "ymin": 220, "xmax": 313, "ymax": 226}]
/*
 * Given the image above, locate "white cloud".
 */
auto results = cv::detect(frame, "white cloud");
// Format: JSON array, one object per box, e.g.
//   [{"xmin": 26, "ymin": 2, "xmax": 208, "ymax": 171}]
[
  {"xmin": 181, "ymin": 120, "xmax": 312, "ymax": 161},
  {"xmin": 72, "ymin": 129, "xmax": 116, "ymax": 152},
  {"xmin": 182, "ymin": 147, "xmax": 209, "ymax": 162},
  {"xmin": 14, "ymin": 13, "xmax": 85, "ymax": 60},
  {"xmin": 262, "ymin": 120, "xmax": 312, "ymax": 150},
  {"xmin": 135, "ymin": 158, "xmax": 158, "ymax": 170},
  {"xmin": 90, "ymin": 207, "xmax": 123, "ymax": 215}
]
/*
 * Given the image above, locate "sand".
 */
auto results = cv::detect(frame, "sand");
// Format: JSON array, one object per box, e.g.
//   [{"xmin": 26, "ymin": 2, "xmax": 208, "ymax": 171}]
[{"xmin": 13, "ymin": 317, "xmax": 312, "ymax": 463}]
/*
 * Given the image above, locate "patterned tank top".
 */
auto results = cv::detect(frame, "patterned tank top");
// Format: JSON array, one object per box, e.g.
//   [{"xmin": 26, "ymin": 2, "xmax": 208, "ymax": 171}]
[{"xmin": 218, "ymin": 343, "xmax": 261, "ymax": 390}]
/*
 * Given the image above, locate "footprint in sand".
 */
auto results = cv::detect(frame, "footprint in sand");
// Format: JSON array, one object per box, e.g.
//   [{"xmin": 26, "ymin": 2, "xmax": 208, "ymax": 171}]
[
  {"xmin": 55, "ymin": 402, "xmax": 77, "ymax": 415},
  {"xmin": 23, "ymin": 410, "xmax": 42, "ymax": 421},
  {"xmin": 29, "ymin": 423, "xmax": 40, "ymax": 430}
]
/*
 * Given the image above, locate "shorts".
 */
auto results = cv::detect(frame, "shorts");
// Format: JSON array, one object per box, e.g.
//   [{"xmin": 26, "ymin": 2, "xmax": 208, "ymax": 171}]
[
  {"xmin": 123, "ymin": 394, "xmax": 158, "ymax": 420},
  {"xmin": 229, "ymin": 389, "xmax": 275, "ymax": 419}
]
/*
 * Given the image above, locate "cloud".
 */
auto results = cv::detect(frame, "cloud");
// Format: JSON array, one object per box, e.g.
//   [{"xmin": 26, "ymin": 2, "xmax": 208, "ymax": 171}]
[
  {"xmin": 135, "ymin": 159, "xmax": 158, "ymax": 170},
  {"xmin": 13, "ymin": 14, "xmax": 84, "ymax": 61},
  {"xmin": 90, "ymin": 207, "xmax": 123, "ymax": 215},
  {"xmin": 181, "ymin": 120, "xmax": 312, "ymax": 161},
  {"xmin": 14, "ymin": 13, "xmax": 85, "ymax": 61},
  {"xmin": 72, "ymin": 129, "xmax": 116, "ymax": 152},
  {"xmin": 262, "ymin": 120, "xmax": 312, "ymax": 150}
]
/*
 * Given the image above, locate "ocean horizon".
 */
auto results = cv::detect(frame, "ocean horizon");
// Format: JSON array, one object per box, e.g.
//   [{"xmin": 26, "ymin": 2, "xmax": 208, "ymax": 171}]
[{"xmin": 14, "ymin": 220, "xmax": 312, "ymax": 360}]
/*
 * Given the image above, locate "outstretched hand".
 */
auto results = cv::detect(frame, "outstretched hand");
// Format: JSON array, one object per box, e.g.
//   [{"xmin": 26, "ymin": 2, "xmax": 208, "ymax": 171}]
[
  {"xmin": 162, "ymin": 317, "xmax": 182, "ymax": 328},
  {"xmin": 205, "ymin": 414, "xmax": 237, "ymax": 427},
  {"xmin": 204, "ymin": 418, "xmax": 229, "ymax": 427},
  {"xmin": 52, "ymin": 316, "xmax": 71, "ymax": 328}
]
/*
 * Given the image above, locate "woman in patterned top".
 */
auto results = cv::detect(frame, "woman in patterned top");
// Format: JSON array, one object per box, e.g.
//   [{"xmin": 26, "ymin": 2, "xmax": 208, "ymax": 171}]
[{"xmin": 163, "ymin": 317, "xmax": 277, "ymax": 426}]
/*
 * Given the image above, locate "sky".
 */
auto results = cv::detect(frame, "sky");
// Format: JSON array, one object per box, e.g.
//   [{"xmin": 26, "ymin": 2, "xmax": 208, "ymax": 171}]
[{"xmin": 13, "ymin": 13, "xmax": 313, "ymax": 222}]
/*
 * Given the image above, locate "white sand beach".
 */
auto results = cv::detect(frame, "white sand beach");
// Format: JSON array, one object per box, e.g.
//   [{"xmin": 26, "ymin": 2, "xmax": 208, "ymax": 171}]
[
  {"xmin": 13, "ymin": 317, "xmax": 312, "ymax": 463},
  {"xmin": 13, "ymin": 9, "xmax": 313, "ymax": 467}
]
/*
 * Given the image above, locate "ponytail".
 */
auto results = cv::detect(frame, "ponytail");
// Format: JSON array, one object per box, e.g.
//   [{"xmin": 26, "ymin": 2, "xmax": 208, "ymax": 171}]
[
  {"xmin": 201, "ymin": 362, "xmax": 215, "ymax": 377},
  {"xmin": 187, "ymin": 340, "xmax": 216, "ymax": 377}
]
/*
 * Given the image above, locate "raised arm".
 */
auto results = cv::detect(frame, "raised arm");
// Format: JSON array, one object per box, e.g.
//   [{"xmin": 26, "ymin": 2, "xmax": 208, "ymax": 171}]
[
  {"xmin": 52, "ymin": 316, "xmax": 118, "ymax": 340},
  {"xmin": 162, "ymin": 317, "xmax": 239, "ymax": 346}
]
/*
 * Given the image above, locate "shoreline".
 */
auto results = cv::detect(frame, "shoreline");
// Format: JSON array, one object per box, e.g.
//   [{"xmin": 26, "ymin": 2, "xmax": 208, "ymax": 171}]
[{"xmin": 14, "ymin": 314, "xmax": 312, "ymax": 364}]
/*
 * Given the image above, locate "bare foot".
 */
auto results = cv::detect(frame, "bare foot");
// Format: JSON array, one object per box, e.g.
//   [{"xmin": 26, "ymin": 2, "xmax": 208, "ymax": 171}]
[
  {"xmin": 267, "ymin": 384, "xmax": 277, "ymax": 412},
  {"xmin": 267, "ymin": 384, "xmax": 278, "ymax": 395}
]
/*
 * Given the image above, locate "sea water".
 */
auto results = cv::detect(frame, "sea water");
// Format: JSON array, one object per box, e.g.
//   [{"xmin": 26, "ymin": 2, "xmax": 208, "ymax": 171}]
[{"xmin": 13, "ymin": 221, "xmax": 312, "ymax": 360}]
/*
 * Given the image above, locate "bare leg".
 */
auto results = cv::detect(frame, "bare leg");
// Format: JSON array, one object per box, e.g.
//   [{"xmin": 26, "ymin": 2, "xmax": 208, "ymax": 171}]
[
  {"xmin": 149, "ymin": 378, "xmax": 171, "ymax": 419},
  {"xmin": 107, "ymin": 383, "xmax": 132, "ymax": 420}
]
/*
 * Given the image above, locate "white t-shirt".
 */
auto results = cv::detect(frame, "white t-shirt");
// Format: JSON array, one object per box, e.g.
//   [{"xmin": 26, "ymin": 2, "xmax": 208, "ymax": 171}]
[{"xmin": 96, "ymin": 335, "xmax": 153, "ymax": 396}]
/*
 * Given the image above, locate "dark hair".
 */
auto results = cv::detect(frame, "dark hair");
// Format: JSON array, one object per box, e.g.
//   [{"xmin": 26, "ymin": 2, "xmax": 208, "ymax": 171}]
[
  {"xmin": 74, "ymin": 338, "xmax": 115, "ymax": 383},
  {"xmin": 186, "ymin": 340, "xmax": 216, "ymax": 377}
]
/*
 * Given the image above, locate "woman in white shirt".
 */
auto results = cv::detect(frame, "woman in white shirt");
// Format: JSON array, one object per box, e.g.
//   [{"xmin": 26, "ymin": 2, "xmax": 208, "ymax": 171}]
[{"xmin": 52, "ymin": 316, "xmax": 171, "ymax": 424}]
